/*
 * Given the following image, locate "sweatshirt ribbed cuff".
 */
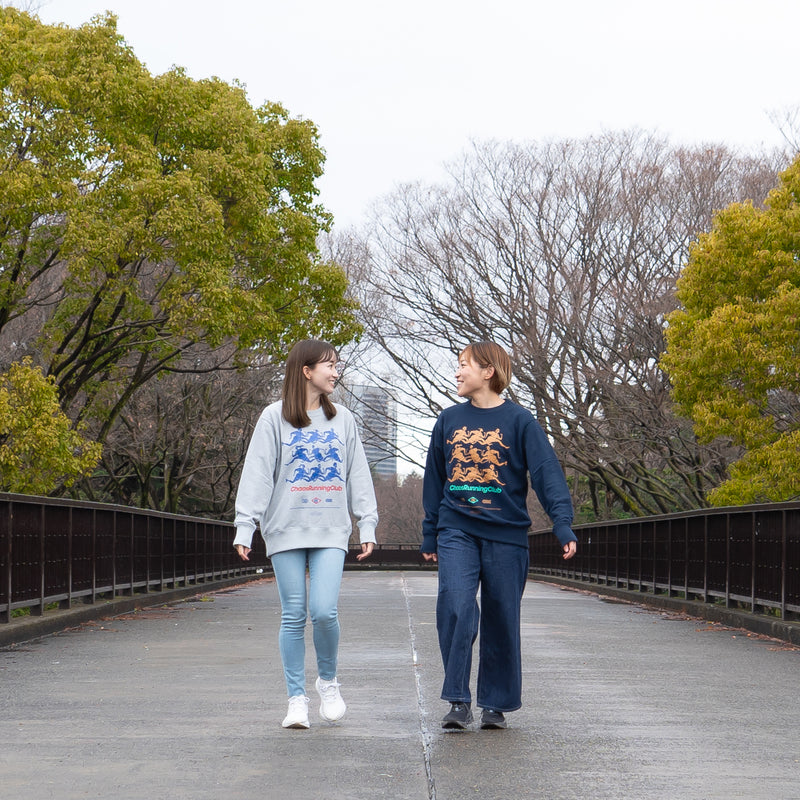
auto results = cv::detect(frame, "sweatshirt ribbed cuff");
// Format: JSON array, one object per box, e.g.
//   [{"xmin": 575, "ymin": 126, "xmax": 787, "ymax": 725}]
[
  {"xmin": 358, "ymin": 524, "xmax": 377, "ymax": 544},
  {"xmin": 420, "ymin": 533, "xmax": 438, "ymax": 554},
  {"xmin": 232, "ymin": 527, "xmax": 255, "ymax": 549},
  {"xmin": 552, "ymin": 523, "xmax": 577, "ymax": 547}
]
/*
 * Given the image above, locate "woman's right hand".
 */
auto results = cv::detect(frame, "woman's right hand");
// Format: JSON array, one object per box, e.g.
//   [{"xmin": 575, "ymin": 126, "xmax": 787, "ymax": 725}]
[
  {"xmin": 235, "ymin": 545, "xmax": 251, "ymax": 561},
  {"xmin": 421, "ymin": 552, "xmax": 437, "ymax": 562}
]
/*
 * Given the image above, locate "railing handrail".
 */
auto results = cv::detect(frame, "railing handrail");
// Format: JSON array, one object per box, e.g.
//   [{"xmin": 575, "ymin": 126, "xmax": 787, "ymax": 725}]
[
  {"xmin": 531, "ymin": 499, "xmax": 800, "ymax": 536},
  {"xmin": 0, "ymin": 491, "xmax": 233, "ymax": 525}
]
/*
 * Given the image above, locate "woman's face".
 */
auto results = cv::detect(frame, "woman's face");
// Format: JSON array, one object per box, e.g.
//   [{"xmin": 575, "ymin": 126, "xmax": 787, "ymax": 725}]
[
  {"xmin": 455, "ymin": 352, "xmax": 490, "ymax": 399},
  {"xmin": 304, "ymin": 354, "xmax": 339, "ymax": 397}
]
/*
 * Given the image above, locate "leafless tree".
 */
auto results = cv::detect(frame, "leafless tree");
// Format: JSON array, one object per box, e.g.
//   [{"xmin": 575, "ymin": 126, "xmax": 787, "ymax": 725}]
[
  {"xmin": 335, "ymin": 131, "xmax": 786, "ymax": 518},
  {"xmin": 767, "ymin": 104, "xmax": 800, "ymax": 154},
  {"xmin": 77, "ymin": 351, "xmax": 282, "ymax": 517},
  {"xmin": 371, "ymin": 474, "xmax": 424, "ymax": 544}
]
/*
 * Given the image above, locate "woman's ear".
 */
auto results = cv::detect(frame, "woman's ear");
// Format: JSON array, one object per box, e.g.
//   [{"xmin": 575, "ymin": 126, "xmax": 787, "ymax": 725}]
[
  {"xmin": 483, "ymin": 365, "xmax": 495, "ymax": 382},
  {"xmin": 302, "ymin": 365, "xmax": 312, "ymax": 380}
]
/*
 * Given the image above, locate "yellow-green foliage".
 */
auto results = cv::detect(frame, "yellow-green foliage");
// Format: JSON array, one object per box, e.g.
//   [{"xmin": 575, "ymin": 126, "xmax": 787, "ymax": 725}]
[
  {"xmin": 0, "ymin": 359, "xmax": 101, "ymax": 493},
  {"xmin": 708, "ymin": 430, "xmax": 800, "ymax": 505},
  {"xmin": 662, "ymin": 155, "xmax": 800, "ymax": 504},
  {"xmin": 0, "ymin": 7, "xmax": 360, "ymax": 433}
]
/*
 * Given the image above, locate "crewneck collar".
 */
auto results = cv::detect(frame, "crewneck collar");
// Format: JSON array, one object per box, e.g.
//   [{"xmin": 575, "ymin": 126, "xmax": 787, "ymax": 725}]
[{"xmin": 467, "ymin": 399, "xmax": 508, "ymax": 412}]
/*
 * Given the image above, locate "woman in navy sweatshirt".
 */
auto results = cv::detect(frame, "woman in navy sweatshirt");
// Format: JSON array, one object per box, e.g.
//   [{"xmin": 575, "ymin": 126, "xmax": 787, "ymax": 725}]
[{"xmin": 420, "ymin": 341, "xmax": 577, "ymax": 730}]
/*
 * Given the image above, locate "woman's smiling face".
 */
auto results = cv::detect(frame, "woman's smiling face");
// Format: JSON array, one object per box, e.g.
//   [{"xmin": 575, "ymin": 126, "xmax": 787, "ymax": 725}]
[
  {"xmin": 455, "ymin": 353, "xmax": 489, "ymax": 399},
  {"xmin": 305, "ymin": 355, "xmax": 339, "ymax": 397}
]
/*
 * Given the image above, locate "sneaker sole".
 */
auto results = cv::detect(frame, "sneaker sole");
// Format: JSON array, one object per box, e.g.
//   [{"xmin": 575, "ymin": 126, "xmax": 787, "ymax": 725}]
[
  {"xmin": 319, "ymin": 708, "xmax": 346, "ymax": 722},
  {"xmin": 282, "ymin": 721, "xmax": 310, "ymax": 729},
  {"xmin": 442, "ymin": 717, "xmax": 473, "ymax": 730},
  {"xmin": 480, "ymin": 720, "xmax": 507, "ymax": 730}
]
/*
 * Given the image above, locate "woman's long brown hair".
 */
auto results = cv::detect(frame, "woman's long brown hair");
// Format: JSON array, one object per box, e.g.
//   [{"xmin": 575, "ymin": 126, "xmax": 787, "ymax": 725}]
[{"xmin": 281, "ymin": 339, "xmax": 338, "ymax": 428}]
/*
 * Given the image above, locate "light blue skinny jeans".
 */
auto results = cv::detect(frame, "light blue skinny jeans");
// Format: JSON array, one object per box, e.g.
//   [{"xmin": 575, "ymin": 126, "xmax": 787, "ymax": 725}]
[{"xmin": 270, "ymin": 547, "xmax": 345, "ymax": 698}]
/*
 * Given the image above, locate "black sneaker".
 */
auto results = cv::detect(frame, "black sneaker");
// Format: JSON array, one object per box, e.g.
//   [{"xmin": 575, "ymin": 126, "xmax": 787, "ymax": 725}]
[
  {"xmin": 442, "ymin": 702, "xmax": 473, "ymax": 729},
  {"xmin": 480, "ymin": 708, "xmax": 507, "ymax": 729}
]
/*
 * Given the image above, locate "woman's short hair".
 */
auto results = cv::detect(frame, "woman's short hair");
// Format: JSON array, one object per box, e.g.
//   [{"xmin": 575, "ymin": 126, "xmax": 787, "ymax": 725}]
[
  {"xmin": 460, "ymin": 341, "xmax": 512, "ymax": 394},
  {"xmin": 282, "ymin": 339, "xmax": 338, "ymax": 428}
]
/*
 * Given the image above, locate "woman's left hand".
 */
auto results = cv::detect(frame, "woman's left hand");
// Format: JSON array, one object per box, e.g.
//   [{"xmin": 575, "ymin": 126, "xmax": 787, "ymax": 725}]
[
  {"xmin": 235, "ymin": 544, "xmax": 251, "ymax": 561},
  {"xmin": 356, "ymin": 542, "xmax": 374, "ymax": 561}
]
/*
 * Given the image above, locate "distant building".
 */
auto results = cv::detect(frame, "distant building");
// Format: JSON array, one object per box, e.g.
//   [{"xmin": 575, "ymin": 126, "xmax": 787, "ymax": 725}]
[{"xmin": 346, "ymin": 384, "xmax": 397, "ymax": 478}]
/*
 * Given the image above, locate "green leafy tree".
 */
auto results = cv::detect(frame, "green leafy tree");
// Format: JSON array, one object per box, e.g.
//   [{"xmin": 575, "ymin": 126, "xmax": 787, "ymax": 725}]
[
  {"xmin": 0, "ymin": 358, "xmax": 101, "ymax": 493},
  {"xmin": 662, "ymin": 154, "xmax": 800, "ymax": 504},
  {"xmin": 0, "ymin": 8, "xmax": 360, "ymax": 446}
]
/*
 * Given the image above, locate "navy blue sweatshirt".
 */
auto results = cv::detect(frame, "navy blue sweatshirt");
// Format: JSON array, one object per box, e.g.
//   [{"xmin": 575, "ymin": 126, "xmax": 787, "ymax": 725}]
[{"xmin": 421, "ymin": 400, "xmax": 576, "ymax": 552}]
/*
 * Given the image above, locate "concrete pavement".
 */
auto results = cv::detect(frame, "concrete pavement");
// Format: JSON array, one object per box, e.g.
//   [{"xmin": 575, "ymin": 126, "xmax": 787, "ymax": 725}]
[{"xmin": 1, "ymin": 572, "xmax": 799, "ymax": 800}]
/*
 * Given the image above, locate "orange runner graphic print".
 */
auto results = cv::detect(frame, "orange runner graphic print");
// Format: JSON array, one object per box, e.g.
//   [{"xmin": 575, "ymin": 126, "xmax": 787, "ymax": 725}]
[{"xmin": 446, "ymin": 427, "xmax": 507, "ymax": 491}]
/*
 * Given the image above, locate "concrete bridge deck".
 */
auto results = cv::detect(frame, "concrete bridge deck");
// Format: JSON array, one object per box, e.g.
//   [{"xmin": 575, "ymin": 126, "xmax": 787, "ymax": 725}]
[{"xmin": 1, "ymin": 572, "xmax": 798, "ymax": 800}]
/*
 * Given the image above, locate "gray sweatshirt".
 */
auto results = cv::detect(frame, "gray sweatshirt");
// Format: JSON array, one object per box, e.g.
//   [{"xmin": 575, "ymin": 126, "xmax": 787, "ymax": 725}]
[{"xmin": 233, "ymin": 401, "xmax": 378, "ymax": 556}]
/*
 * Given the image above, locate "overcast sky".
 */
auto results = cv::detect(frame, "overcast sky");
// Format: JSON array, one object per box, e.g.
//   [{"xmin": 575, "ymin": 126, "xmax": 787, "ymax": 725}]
[{"xmin": 30, "ymin": 0, "xmax": 800, "ymax": 228}]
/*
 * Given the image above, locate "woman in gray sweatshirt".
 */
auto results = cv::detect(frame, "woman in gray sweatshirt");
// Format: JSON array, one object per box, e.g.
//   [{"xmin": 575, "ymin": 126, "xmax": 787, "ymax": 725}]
[{"xmin": 233, "ymin": 339, "xmax": 378, "ymax": 729}]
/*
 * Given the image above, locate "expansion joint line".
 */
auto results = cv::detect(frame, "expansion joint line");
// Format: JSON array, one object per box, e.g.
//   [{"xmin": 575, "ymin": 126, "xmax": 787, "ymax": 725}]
[{"xmin": 401, "ymin": 572, "xmax": 437, "ymax": 800}]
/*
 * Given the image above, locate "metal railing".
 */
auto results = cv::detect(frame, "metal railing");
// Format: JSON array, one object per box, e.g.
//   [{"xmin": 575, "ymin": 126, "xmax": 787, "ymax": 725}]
[
  {"xmin": 0, "ymin": 493, "xmax": 430, "ymax": 623},
  {"xmin": 0, "ymin": 493, "xmax": 268, "ymax": 622},
  {"xmin": 344, "ymin": 543, "xmax": 428, "ymax": 569},
  {"xmin": 529, "ymin": 502, "xmax": 800, "ymax": 621},
  {"xmin": 4, "ymin": 493, "xmax": 799, "ymax": 626}
]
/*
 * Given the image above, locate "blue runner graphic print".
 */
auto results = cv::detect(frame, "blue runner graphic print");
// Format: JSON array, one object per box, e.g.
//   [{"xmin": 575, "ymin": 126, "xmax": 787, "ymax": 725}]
[{"xmin": 284, "ymin": 428, "xmax": 344, "ymax": 484}]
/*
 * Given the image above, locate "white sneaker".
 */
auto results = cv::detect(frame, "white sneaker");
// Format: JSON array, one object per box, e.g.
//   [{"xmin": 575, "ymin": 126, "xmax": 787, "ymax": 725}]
[
  {"xmin": 315, "ymin": 676, "xmax": 346, "ymax": 722},
  {"xmin": 282, "ymin": 695, "xmax": 310, "ymax": 729}
]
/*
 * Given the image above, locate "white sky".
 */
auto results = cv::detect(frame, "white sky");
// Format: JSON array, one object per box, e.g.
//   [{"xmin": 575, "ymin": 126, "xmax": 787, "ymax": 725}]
[{"xmin": 28, "ymin": 0, "xmax": 800, "ymax": 230}]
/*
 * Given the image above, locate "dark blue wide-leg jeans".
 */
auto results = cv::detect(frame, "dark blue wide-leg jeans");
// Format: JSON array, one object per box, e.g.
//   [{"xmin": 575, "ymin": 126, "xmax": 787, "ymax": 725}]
[{"xmin": 436, "ymin": 527, "xmax": 529, "ymax": 712}]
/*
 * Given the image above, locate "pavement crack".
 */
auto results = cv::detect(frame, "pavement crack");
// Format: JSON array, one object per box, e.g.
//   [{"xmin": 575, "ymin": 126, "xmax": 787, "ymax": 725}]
[{"xmin": 401, "ymin": 572, "xmax": 437, "ymax": 800}]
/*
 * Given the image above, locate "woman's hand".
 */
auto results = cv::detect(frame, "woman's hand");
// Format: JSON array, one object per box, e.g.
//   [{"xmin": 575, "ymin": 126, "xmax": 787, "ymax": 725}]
[
  {"xmin": 235, "ymin": 545, "xmax": 251, "ymax": 561},
  {"xmin": 562, "ymin": 541, "xmax": 577, "ymax": 560},
  {"xmin": 356, "ymin": 542, "xmax": 374, "ymax": 561},
  {"xmin": 421, "ymin": 552, "xmax": 438, "ymax": 562}
]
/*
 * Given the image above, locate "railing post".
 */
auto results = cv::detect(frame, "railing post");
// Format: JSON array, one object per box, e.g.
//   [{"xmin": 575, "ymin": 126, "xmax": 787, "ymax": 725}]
[
  {"xmin": 683, "ymin": 517, "xmax": 689, "ymax": 600},
  {"xmin": 667, "ymin": 518, "xmax": 673, "ymax": 597},
  {"xmin": 703, "ymin": 513, "xmax": 709, "ymax": 603},
  {"xmin": 146, "ymin": 515, "xmax": 152, "ymax": 594},
  {"xmin": 637, "ymin": 520, "xmax": 643, "ymax": 591},
  {"xmin": 624, "ymin": 522, "xmax": 630, "ymax": 590},
  {"xmin": 172, "ymin": 517, "xmax": 177, "ymax": 588},
  {"xmin": 651, "ymin": 519, "xmax": 657, "ymax": 595},
  {"xmin": 1, "ymin": 501, "xmax": 11, "ymax": 623},
  {"xmin": 91, "ymin": 508, "xmax": 97, "ymax": 604},
  {"xmin": 64, "ymin": 506, "xmax": 73, "ymax": 610},
  {"xmin": 200, "ymin": 521, "xmax": 206, "ymax": 583},
  {"xmin": 725, "ymin": 513, "xmax": 731, "ymax": 609},
  {"xmin": 36, "ymin": 504, "xmax": 45, "ymax": 617},
  {"xmin": 751, "ymin": 511, "xmax": 757, "ymax": 614},
  {"xmin": 158, "ymin": 515, "xmax": 166, "ymax": 592},
  {"xmin": 111, "ymin": 509, "xmax": 117, "ymax": 598},
  {"xmin": 129, "ymin": 510, "xmax": 135, "ymax": 596},
  {"xmin": 781, "ymin": 510, "xmax": 787, "ymax": 621}
]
